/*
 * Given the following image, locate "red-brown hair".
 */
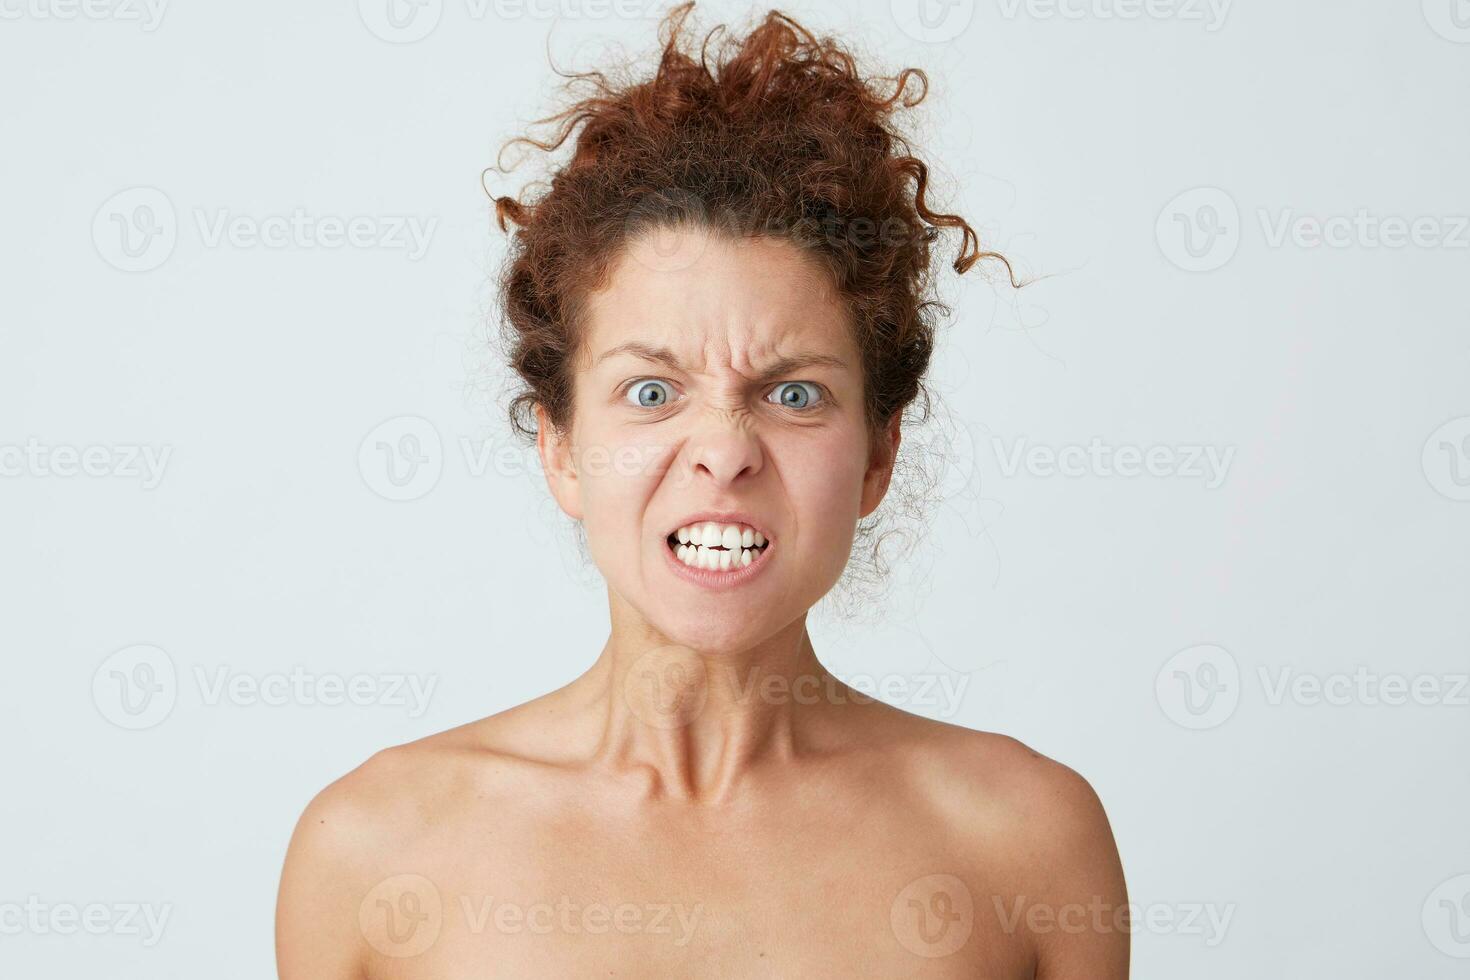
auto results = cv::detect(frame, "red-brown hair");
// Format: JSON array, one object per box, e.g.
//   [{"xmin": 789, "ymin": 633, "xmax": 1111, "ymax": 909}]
[
  {"xmin": 487, "ymin": 1, "xmax": 1012, "ymax": 444},
  {"xmin": 486, "ymin": 3, "xmax": 1014, "ymax": 607}
]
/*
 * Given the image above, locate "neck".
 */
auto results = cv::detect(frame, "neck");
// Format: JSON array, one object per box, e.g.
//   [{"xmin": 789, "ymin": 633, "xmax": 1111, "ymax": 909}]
[{"xmin": 581, "ymin": 588, "xmax": 833, "ymax": 803}]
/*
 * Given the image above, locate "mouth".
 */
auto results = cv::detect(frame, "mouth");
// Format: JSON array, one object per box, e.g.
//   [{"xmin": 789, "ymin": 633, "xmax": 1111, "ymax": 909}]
[{"xmin": 665, "ymin": 518, "xmax": 772, "ymax": 573}]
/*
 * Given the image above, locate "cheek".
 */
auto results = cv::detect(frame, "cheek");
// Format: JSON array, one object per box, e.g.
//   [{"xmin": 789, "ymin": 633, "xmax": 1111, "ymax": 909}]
[
  {"xmin": 574, "ymin": 423, "xmax": 671, "ymax": 537},
  {"xmin": 781, "ymin": 429, "xmax": 870, "ymax": 543}
]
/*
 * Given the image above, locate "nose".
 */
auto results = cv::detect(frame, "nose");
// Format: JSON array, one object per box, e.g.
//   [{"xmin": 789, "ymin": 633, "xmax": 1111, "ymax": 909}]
[{"xmin": 685, "ymin": 409, "xmax": 763, "ymax": 488}]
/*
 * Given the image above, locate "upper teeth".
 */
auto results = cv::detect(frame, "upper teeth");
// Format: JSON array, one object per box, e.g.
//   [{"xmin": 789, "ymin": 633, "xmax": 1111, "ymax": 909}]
[
  {"xmin": 671, "ymin": 521, "xmax": 767, "ymax": 570},
  {"xmin": 674, "ymin": 522, "xmax": 766, "ymax": 549}
]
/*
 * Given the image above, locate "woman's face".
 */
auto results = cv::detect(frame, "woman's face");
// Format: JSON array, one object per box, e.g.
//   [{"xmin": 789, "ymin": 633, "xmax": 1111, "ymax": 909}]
[{"xmin": 538, "ymin": 225, "xmax": 899, "ymax": 653}]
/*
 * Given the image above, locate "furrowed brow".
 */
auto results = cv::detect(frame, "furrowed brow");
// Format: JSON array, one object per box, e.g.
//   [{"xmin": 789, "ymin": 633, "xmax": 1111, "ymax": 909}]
[
  {"xmin": 595, "ymin": 342, "xmax": 848, "ymax": 380},
  {"xmin": 596, "ymin": 341, "xmax": 683, "ymax": 370},
  {"xmin": 753, "ymin": 352, "xmax": 848, "ymax": 382}
]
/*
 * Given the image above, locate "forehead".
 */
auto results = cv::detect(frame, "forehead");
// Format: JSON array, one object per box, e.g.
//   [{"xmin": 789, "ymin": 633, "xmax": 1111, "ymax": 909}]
[{"xmin": 579, "ymin": 228, "xmax": 854, "ymax": 372}]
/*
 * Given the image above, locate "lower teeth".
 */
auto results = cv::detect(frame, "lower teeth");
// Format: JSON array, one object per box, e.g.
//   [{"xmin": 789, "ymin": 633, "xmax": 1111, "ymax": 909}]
[{"xmin": 670, "ymin": 540, "xmax": 765, "ymax": 571}]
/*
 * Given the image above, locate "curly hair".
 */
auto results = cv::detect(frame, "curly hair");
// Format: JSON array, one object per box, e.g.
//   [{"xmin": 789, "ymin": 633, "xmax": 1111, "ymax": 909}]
[{"xmin": 485, "ymin": 2, "xmax": 1014, "ymax": 614}]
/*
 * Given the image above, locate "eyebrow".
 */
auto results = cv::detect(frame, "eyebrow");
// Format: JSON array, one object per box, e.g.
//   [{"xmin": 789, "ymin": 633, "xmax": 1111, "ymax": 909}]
[{"xmin": 595, "ymin": 341, "xmax": 849, "ymax": 381}]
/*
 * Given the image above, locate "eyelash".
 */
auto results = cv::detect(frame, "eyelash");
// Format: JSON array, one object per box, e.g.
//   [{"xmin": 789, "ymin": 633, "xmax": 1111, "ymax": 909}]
[{"xmin": 621, "ymin": 378, "xmax": 827, "ymax": 412}]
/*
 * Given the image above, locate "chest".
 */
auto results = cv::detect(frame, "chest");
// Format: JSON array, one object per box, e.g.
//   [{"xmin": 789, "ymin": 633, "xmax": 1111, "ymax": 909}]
[{"xmin": 361, "ymin": 811, "xmax": 1034, "ymax": 978}]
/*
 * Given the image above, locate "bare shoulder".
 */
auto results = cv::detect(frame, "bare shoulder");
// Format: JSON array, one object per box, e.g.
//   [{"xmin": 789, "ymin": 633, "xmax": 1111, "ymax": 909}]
[
  {"xmin": 852, "ymin": 704, "xmax": 1108, "ymax": 825},
  {"xmin": 883, "ymin": 711, "xmax": 1121, "ymax": 873},
  {"xmin": 295, "ymin": 730, "xmax": 473, "ymax": 841},
  {"xmin": 276, "ymin": 724, "xmax": 492, "ymax": 891},
  {"xmin": 932, "ymin": 726, "xmax": 1114, "ymax": 847},
  {"xmin": 274, "ymin": 712, "xmax": 561, "ymax": 978},
  {"xmin": 866, "ymin": 708, "xmax": 1129, "ymax": 977},
  {"xmin": 287, "ymin": 708, "xmax": 559, "ymax": 849}
]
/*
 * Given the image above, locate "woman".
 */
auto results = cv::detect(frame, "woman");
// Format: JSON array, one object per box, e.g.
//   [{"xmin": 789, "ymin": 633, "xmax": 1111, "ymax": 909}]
[{"xmin": 276, "ymin": 4, "xmax": 1128, "ymax": 976}]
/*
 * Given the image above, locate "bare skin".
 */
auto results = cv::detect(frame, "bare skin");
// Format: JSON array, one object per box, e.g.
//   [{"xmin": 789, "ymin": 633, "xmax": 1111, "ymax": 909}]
[{"xmin": 276, "ymin": 228, "xmax": 1129, "ymax": 978}]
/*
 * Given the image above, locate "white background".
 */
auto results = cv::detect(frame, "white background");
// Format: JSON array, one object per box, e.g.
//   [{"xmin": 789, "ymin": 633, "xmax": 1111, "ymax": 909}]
[{"xmin": 2, "ymin": 0, "xmax": 1468, "ymax": 976}]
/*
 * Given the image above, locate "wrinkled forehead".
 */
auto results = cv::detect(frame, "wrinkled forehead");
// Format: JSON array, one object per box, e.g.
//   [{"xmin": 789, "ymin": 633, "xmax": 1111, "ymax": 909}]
[{"xmin": 577, "ymin": 228, "xmax": 856, "ymax": 375}]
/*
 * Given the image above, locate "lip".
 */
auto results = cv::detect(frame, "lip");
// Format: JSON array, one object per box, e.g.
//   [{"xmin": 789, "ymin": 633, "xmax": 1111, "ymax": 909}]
[
  {"xmin": 662, "ymin": 532, "xmax": 775, "ymax": 590},
  {"xmin": 661, "ymin": 511, "xmax": 776, "ymax": 591}
]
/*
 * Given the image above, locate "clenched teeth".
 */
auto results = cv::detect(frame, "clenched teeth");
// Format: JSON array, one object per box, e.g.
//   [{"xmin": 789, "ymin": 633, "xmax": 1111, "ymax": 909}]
[{"xmin": 669, "ymin": 521, "xmax": 768, "ymax": 571}]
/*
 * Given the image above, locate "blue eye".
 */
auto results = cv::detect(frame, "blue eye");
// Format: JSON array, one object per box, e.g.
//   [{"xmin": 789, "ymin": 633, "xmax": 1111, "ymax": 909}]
[
  {"xmin": 768, "ymin": 381, "xmax": 822, "ymax": 410},
  {"xmin": 625, "ymin": 378, "xmax": 676, "ymax": 408}
]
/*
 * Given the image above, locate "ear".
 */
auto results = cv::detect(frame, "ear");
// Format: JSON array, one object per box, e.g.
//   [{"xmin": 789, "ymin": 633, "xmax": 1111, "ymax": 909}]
[
  {"xmin": 535, "ymin": 403, "xmax": 584, "ymax": 521},
  {"xmin": 858, "ymin": 411, "xmax": 902, "ymax": 519}
]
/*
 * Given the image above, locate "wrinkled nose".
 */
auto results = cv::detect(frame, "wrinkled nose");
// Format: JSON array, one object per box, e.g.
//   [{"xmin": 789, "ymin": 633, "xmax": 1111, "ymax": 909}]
[{"xmin": 685, "ymin": 410, "xmax": 763, "ymax": 488}]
